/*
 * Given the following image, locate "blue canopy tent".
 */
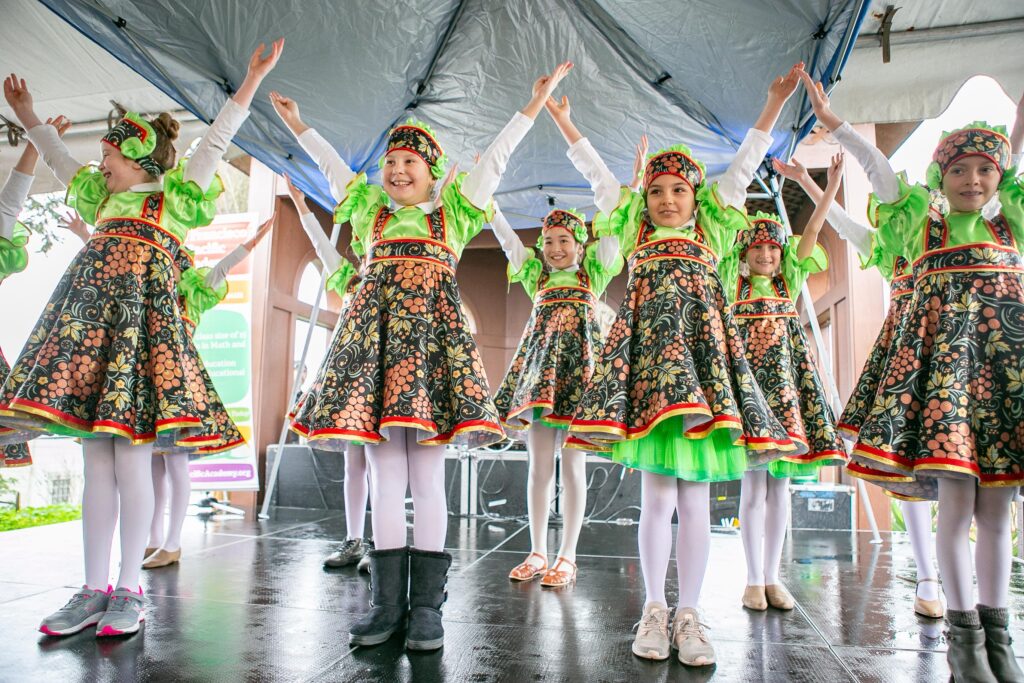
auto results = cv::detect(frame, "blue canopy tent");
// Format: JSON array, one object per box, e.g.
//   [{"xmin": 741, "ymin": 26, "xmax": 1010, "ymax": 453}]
[{"xmin": 36, "ymin": 0, "xmax": 868, "ymax": 225}]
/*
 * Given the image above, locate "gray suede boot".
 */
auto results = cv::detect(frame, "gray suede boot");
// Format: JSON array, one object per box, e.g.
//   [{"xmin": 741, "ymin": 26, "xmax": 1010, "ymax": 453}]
[
  {"xmin": 945, "ymin": 609, "xmax": 997, "ymax": 683},
  {"xmin": 349, "ymin": 547, "xmax": 408, "ymax": 646},
  {"xmin": 978, "ymin": 604, "xmax": 1024, "ymax": 683},
  {"xmin": 405, "ymin": 548, "xmax": 452, "ymax": 651}
]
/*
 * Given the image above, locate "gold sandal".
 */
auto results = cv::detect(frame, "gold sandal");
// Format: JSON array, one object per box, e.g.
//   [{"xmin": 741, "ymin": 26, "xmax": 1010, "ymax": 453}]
[
  {"xmin": 540, "ymin": 556, "xmax": 577, "ymax": 588},
  {"xmin": 913, "ymin": 578, "xmax": 944, "ymax": 619},
  {"xmin": 509, "ymin": 552, "xmax": 547, "ymax": 582}
]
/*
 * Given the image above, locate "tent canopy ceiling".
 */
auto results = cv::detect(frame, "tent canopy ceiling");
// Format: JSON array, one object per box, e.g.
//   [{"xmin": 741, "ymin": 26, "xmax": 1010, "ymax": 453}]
[{"xmin": 0, "ymin": 1, "xmax": 1019, "ymax": 224}]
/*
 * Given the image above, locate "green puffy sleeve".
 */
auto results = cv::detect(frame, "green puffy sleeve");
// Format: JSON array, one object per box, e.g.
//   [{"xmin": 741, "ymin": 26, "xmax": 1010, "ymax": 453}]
[
  {"xmin": 334, "ymin": 173, "xmax": 388, "ymax": 258},
  {"xmin": 162, "ymin": 159, "xmax": 225, "ymax": 229},
  {"xmin": 695, "ymin": 181, "xmax": 750, "ymax": 259},
  {"xmin": 781, "ymin": 236, "xmax": 828, "ymax": 297},
  {"xmin": 508, "ymin": 247, "xmax": 544, "ymax": 299},
  {"xmin": 996, "ymin": 168, "xmax": 1024, "ymax": 253},
  {"xmin": 326, "ymin": 259, "xmax": 358, "ymax": 298},
  {"xmin": 0, "ymin": 222, "xmax": 30, "ymax": 279},
  {"xmin": 179, "ymin": 266, "xmax": 228, "ymax": 324},
  {"xmin": 582, "ymin": 242, "xmax": 623, "ymax": 296},
  {"xmin": 717, "ymin": 249, "xmax": 741, "ymax": 304},
  {"xmin": 868, "ymin": 175, "xmax": 930, "ymax": 263},
  {"xmin": 64, "ymin": 166, "xmax": 109, "ymax": 225},
  {"xmin": 439, "ymin": 172, "xmax": 495, "ymax": 252},
  {"xmin": 592, "ymin": 187, "xmax": 643, "ymax": 257}
]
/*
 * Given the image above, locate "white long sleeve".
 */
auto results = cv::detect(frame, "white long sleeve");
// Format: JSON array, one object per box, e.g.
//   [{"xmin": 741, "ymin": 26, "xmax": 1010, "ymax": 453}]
[
  {"xmin": 824, "ymin": 203, "xmax": 873, "ymax": 260},
  {"xmin": 461, "ymin": 112, "xmax": 534, "ymax": 210},
  {"xmin": 715, "ymin": 129, "xmax": 774, "ymax": 209},
  {"xmin": 184, "ymin": 99, "xmax": 250, "ymax": 192},
  {"xmin": 832, "ymin": 122, "xmax": 900, "ymax": 203},
  {"xmin": 595, "ymin": 236, "xmax": 620, "ymax": 268},
  {"xmin": 203, "ymin": 244, "xmax": 249, "ymax": 290},
  {"xmin": 297, "ymin": 128, "xmax": 356, "ymax": 204},
  {"xmin": 24, "ymin": 125, "xmax": 81, "ymax": 186},
  {"xmin": 0, "ymin": 169, "xmax": 33, "ymax": 241},
  {"xmin": 489, "ymin": 206, "xmax": 531, "ymax": 273},
  {"xmin": 299, "ymin": 211, "xmax": 342, "ymax": 274},
  {"xmin": 566, "ymin": 137, "xmax": 622, "ymax": 215}
]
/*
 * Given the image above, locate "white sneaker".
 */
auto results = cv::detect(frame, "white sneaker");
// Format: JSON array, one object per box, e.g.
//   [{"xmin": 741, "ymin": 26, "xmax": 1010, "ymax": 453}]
[
  {"xmin": 672, "ymin": 607, "xmax": 715, "ymax": 666},
  {"xmin": 631, "ymin": 602, "xmax": 671, "ymax": 660}
]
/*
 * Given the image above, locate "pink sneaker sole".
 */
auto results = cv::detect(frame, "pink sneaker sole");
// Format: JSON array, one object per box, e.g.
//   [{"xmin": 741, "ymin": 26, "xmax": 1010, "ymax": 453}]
[{"xmin": 95, "ymin": 618, "xmax": 144, "ymax": 637}]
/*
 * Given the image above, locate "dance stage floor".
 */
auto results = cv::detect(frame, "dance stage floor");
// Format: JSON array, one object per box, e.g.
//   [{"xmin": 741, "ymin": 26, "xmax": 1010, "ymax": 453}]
[{"xmin": 2, "ymin": 507, "xmax": 1022, "ymax": 682}]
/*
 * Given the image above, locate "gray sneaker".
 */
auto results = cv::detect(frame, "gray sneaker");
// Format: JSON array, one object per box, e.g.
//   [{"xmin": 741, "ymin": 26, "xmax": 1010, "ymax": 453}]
[
  {"xmin": 39, "ymin": 586, "xmax": 110, "ymax": 636},
  {"xmin": 96, "ymin": 588, "xmax": 146, "ymax": 637},
  {"xmin": 324, "ymin": 538, "xmax": 365, "ymax": 568},
  {"xmin": 672, "ymin": 607, "xmax": 715, "ymax": 666},
  {"xmin": 631, "ymin": 602, "xmax": 671, "ymax": 660}
]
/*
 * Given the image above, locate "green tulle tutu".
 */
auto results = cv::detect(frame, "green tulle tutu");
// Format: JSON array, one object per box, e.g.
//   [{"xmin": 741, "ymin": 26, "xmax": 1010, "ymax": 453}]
[
  {"xmin": 610, "ymin": 417, "xmax": 747, "ymax": 482},
  {"xmin": 766, "ymin": 458, "xmax": 823, "ymax": 479}
]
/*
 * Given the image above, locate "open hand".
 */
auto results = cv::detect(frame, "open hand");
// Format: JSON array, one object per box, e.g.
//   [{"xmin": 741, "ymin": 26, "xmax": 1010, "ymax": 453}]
[
  {"xmin": 3, "ymin": 74, "xmax": 32, "ymax": 113},
  {"xmin": 270, "ymin": 91, "xmax": 301, "ymax": 125},
  {"xmin": 771, "ymin": 156, "xmax": 810, "ymax": 183},
  {"xmin": 532, "ymin": 61, "xmax": 574, "ymax": 101},
  {"xmin": 768, "ymin": 62, "xmax": 803, "ymax": 102},
  {"xmin": 243, "ymin": 212, "xmax": 276, "ymax": 251},
  {"xmin": 631, "ymin": 134, "xmax": 649, "ymax": 188},
  {"xmin": 46, "ymin": 115, "xmax": 71, "ymax": 138},
  {"xmin": 58, "ymin": 210, "xmax": 90, "ymax": 243},
  {"xmin": 826, "ymin": 152, "xmax": 844, "ymax": 186},
  {"xmin": 247, "ymin": 38, "xmax": 285, "ymax": 82}
]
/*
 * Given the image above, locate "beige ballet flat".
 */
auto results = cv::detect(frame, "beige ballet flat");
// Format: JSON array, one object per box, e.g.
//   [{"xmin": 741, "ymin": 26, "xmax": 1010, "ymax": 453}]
[
  {"xmin": 142, "ymin": 548, "xmax": 181, "ymax": 569},
  {"xmin": 742, "ymin": 584, "xmax": 768, "ymax": 611},
  {"xmin": 765, "ymin": 583, "xmax": 795, "ymax": 610},
  {"xmin": 913, "ymin": 578, "xmax": 944, "ymax": 619},
  {"xmin": 143, "ymin": 546, "xmax": 159, "ymax": 559}
]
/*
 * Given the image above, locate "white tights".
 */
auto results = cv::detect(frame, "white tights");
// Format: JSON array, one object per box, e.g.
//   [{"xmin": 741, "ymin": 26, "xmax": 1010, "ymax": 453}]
[
  {"xmin": 344, "ymin": 444, "xmax": 369, "ymax": 539},
  {"xmin": 638, "ymin": 471, "xmax": 710, "ymax": 610},
  {"xmin": 936, "ymin": 478, "xmax": 1015, "ymax": 611},
  {"xmin": 524, "ymin": 424, "xmax": 587, "ymax": 566},
  {"xmin": 901, "ymin": 499, "xmax": 940, "ymax": 601},
  {"xmin": 739, "ymin": 470, "xmax": 790, "ymax": 586},
  {"xmin": 82, "ymin": 437, "xmax": 155, "ymax": 591},
  {"xmin": 148, "ymin": 454, "xmax": 191, "ymax": 552},
  {"xmin": 364, "ymin": 427, "xmax": 447, "ymax": 551}
]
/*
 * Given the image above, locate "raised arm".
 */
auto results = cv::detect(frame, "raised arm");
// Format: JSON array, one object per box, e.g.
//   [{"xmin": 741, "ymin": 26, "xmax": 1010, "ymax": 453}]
[
  {"xmin": 772, "ymin": 156, "xmax": 872, "ymax": 259},
  {"xmin": 461, "ymin": 62, "xmax": 573, "ymax": 209},
  {"xmin": 797, "ymin": 154, "xmax": 843, "ymax": 261},
  {"xmin": 184, "ymin": 39, "xmax": 284, "ymax": 192},
  {"xmin": 489, "ymin": 205, "xmax": 530, "ymax": 273},
  {"xmin": 204, "ymin": 214, "xmax": 275, "ymax": 290},
  {"xmin": 717, "ymin": 64, "xmax": 802, "ymax": 209},
  {"xmin": 1011, "ymin": 89, "xmax": 1023, "ymax": 161},
  {"xmin": 5, "ymin": 76, "xmax": 81, "ymax": 185},
  {"xmin": 799, "ymin": 70, "xmax": 900, "ymax": 202},
  {"xmin": 271, "ymin": 91, "xmax": 355, "ymax": 204},
  {"xmin": 0, "ymin": 142, "xmax": 38, "ymax": 241},
  {"xmin": 284, "ymin": 175, "xmax": 342, "ymax": 274},
  {"xmin": 548, "ymin": 95, "xmax": 621, "ymax": 215}
]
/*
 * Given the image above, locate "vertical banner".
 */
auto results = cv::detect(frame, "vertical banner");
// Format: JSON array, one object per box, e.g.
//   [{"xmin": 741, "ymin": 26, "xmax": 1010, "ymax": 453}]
[{"xmin": 184, "ymin": 212, "xmax": 260, "ymax": 491}]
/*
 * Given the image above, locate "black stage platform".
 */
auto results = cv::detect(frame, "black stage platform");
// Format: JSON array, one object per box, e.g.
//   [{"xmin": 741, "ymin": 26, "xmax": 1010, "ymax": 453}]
[{"xmin": 2, "ymin": 508, "xmax": 1022, "ymax": 682}]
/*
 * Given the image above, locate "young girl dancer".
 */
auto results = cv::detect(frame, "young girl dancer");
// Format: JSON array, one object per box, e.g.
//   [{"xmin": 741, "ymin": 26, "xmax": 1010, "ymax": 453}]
[
  {"xmin": 550, "ymin": 66, "xmax": 803, "ymax": 666},
  {"xmin": 282, "ymin": 176, "xmax": 371, "ymax": 571},
  {"xmin": 143, "ymin": 216, "xmax": 275, "ymax": 570},
  {"xmin": 772, "ymin": 155, "xmax": 944, "ymax": 620},
  {"xmin": 0, "ymin": 38, "xmax": 282, "ymax": 637},
  {"xmin": 491, "ymin": 204, "xmax": 622, "ymax": 587},
  {"xmin": 0, "ymin": 122, "xmax": 69, "ymax": 464},
  {"xmin": 719, "ymin": 154, "xmax": 848, "ymax": 613},
  {"xmin": 802, "ymin": 72, "xmax": 1024, "ymax": 681},
  {"xmin": 272, "ymin": 62, "xmax": 573, "ymax": 650}
]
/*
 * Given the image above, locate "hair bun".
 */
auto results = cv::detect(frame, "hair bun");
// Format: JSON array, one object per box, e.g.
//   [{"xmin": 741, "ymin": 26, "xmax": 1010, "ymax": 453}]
[{"xmin": 150, "ymin": 112, "xmax": 181, "ymax": 142}]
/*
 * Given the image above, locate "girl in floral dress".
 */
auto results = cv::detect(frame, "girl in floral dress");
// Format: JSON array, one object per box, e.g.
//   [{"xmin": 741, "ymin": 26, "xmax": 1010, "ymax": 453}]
[
  {"xmin": 800, "ymin": 71, "xmax": 1024, "ymax": 682},
  {"xmin": 549, "ymin": 65, "xmax": 803, "ymax": 667},
  {"xmin": 271, "ymin": 62, "xmax": 573, "ymax": 651},
  {"xmin": 719, "ymin": 155, "xmax": 847, "ymax": 615},
  {"xmin": 0, "ymin": 39, "xmax": 282, "ymax": 637},
  {"xmin": 773, "ymin": 155, "xmax": 944, "ymax": 620},
  {"xmin": 491, "ymin": 204, "xmax": 622, "ymax": 588}
]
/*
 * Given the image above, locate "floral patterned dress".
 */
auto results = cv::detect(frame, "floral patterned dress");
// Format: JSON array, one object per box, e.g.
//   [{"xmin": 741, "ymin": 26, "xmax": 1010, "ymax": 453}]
[
  {"xmin": 566, "ymin": 187, "xmax": 795, "ymax": 482},
  {"xmin": 495, "ymin": 244, "xmax": 621, "ymax": 431},
  {"xmin": 290, "ymin": 174, "xmax": 504, "ymax": 449},
  {"xmin": 0, "ymin": 225, "xmax": 33, "ymax": 464},
  {"xmin": 850, "ymin": 173, "xmax": 1024, "ymax": 497},
  {"xmin": 0, "ymin": 162, "xmax": 239, "ymax": 452},
  {"xmin": 722, "ymin": 240, "xmax": 847, "ymax": 477}
]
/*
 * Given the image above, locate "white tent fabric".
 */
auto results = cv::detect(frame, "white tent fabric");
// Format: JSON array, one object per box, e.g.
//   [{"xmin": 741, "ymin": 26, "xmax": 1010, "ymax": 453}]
[
  {"xmin": 4, "ymin": 0, "xmax": 868, "ymax": 225},
  {"xmin": 832, "ymin": 1, "xmax": 1024, "ymax": 125}
]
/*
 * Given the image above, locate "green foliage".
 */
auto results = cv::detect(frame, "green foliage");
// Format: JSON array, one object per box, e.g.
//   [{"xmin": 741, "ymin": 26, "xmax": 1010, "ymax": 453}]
[
  {"xmin": 0, "ymin": 504, "xmax": 81, "ymax": 532},
  {"xmin": 17, "ymin": 191, "xmax": 69, "ymax": 253}
]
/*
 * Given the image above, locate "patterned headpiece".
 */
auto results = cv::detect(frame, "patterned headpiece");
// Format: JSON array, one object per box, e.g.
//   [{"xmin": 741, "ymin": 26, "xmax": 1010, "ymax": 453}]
[
  {"xmin": 102, "ymin": 112, "xmax": 164, "ymax": 177},
  {"xmin": 736, "ymin": 212, "xmax": 787, "ymax": 256},
  {"xmin": 538, "ymin": 208, "xmax": 588, "ymax": 247},
  {"xmin": 380, "ymin": 118, "xmax": 448, "ymax": 179},
  {"xmin": 927, "ymin": 121, "xmax": 1012, "ymax": 188},
  {"xmin": 643, "ymin": 144, "xmax": 706, "ymax": 192}
]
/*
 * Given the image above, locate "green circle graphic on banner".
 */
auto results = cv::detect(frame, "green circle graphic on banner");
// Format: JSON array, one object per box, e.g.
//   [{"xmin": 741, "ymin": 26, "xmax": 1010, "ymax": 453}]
[{"xmin": 194, "ymin": 309, "xmax": 251, "ymax": 404}]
